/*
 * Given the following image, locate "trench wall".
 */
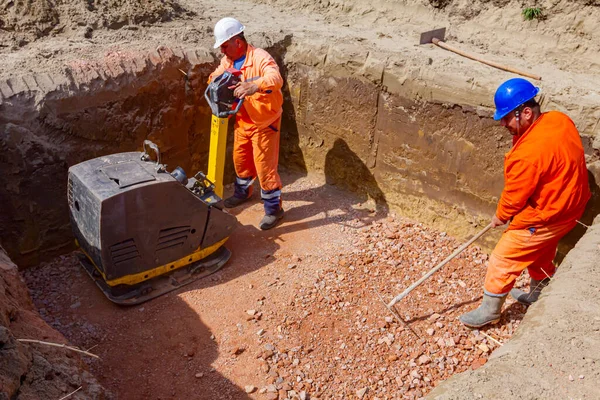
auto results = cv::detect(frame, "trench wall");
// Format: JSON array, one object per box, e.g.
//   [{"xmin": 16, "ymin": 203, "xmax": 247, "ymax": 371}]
[
  {"xmin": 1, "ymin": 35, "xmax": 599, "ymax": 267},
  {"xmin": 0, "ymin": 246, "xmax": 108, "ymax": 399},
  {"xmin": 0, "ymin": 47, "xmax": 218, "ymax": 267},
  {"xmin": 2, "ymin": 30, "xmax": 600, "ymax": 400}
]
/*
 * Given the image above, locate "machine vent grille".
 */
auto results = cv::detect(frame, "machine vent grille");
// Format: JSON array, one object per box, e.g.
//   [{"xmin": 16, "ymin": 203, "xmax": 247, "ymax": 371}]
[
  {"xmin": 110, "ymin": 239, "xmax": 140, "ymax": 265},
  {"xmin": 67, "ymin": 178, "xmax": 74, "ymax": 208},
  {"xmin": 156, "ymin": 226, "xmax": 191, "ymax": 252}
]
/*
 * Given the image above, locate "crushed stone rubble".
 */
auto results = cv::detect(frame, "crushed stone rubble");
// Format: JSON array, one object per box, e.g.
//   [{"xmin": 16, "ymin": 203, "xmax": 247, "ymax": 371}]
[
  {"xmin": 243, "ymin": 217, "xmax": 528, "ymax": 399},
  {"xmin": 23, "ymin": 216, "xmax": 530, "ymax": 399},
  {"xmin": 23, "ymin": 255, "xmax": 106, "ymax": 350}
]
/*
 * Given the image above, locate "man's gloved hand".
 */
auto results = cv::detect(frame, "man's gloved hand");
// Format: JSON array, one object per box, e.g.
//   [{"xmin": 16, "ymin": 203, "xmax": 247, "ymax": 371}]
[
  {"xmin": 491, "ymin": 215, "xmax": 507, "ymax": 228},
  {"xmin": 233, "ymin": 81, "xmax": 259, "ymax": 98}
]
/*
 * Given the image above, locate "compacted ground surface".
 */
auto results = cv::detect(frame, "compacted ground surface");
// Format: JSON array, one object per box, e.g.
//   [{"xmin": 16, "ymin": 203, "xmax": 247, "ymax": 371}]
[{"xmin": 24, "ymin": 173, "xmax": 529, "ymax": 399}]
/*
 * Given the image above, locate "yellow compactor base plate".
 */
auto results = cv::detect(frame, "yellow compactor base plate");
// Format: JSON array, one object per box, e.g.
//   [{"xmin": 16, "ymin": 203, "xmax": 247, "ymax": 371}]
[{"xmin": 78, "ymin": 246, "xmax": 231, "ymax": 305}]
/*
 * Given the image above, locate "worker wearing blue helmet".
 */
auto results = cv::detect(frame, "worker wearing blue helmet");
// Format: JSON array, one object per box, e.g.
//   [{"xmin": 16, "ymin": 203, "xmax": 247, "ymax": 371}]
[
  {"xmin": 492, "ymin": 78, "xmax": 540, "ymax": 121},
  {"xmin": 460, "ymin": 78, "xmax": 590, "ymax": 328}
]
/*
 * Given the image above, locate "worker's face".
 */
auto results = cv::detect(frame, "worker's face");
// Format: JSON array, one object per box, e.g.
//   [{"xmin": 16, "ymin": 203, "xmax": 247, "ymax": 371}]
[
  {"xmin": 220, "ymin": 37, "xmax": 245, "ymax": 61},
  {"xmin": 500, "ymin": 107, "xmax": 533, "ymax": 136}
]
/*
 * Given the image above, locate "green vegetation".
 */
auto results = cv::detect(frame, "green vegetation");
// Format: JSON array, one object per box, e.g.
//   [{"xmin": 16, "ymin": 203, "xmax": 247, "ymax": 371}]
[{"xmin": 522, "ymin": 7, "xmax": 543, "ymax": 21}]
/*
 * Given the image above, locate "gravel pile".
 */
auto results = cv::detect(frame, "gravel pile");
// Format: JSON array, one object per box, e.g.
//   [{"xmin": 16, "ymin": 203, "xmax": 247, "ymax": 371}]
[
  {"xmin": 23, "ymin": 255, "xmax": 106, "ymax": 350},
  {"xmin": 246, "ymin": 217, "xmax": 528, "ymax": 399}
]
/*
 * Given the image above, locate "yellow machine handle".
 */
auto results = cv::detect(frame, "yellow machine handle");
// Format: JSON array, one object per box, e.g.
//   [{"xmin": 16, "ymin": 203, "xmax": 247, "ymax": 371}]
[{"xmin": 206, "ymin": 115, "xmax": 229, "ymax": 198}]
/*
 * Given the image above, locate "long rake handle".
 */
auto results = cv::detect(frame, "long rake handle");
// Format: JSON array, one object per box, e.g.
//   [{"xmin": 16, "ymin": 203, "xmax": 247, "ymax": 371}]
[
  {"xmin": 387, "ymin": 223, "xmax": 493, "ymax": 308},
  {"xmin": 432, "ymin": 38, "xmax": 542, "ymax": 81}
]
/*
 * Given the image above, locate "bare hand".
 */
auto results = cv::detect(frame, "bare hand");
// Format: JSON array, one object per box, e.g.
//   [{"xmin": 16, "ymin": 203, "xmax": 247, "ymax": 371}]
[
  {"xmin": 491, "ymin": 215, "xmax": 506, "ymax": 228},
  {"xmin": 233, "ymin": 82, "xmax": 259, "ymax": 98}
]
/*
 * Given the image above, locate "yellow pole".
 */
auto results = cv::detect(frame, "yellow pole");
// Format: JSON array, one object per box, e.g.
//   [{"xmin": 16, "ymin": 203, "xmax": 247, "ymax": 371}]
[{"xmin": 206, "ymin": 115, "xmax": 229, "ymax": 198}]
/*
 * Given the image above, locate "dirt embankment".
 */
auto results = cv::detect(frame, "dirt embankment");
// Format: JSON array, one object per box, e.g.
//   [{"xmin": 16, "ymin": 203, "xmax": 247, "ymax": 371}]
[
  {"xmin": 0, "ymin": 246, "xmax": 108, "ymax": 399},
  {"xmin": 253, "ymin": 0, "xmax": 600, "ymax": 75},
  {"xmin": 0, "ymin": 0, "xmax": 191, "ymax": 49}
]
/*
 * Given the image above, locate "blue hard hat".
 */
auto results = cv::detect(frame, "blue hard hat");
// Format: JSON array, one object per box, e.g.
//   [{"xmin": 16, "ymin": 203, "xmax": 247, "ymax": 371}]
[{"xmin": 493, "ymin": 78, "xmax": 540, "ymax": 120}]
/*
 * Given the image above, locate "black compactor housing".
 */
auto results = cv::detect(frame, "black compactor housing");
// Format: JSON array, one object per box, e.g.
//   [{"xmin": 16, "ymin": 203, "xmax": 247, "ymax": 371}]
[{"xmin": 68, "ymin": 141, "xmax": 237, "ymax": 304}]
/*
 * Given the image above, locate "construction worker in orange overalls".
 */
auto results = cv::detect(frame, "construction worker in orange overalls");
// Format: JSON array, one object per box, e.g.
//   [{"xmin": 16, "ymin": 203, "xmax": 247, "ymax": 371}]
[
  {"xmin": 460, "ymin": 78, "xmax": 591, "ymax": 328},
  {"xmin": 208, "ymin": 17, "xmax": 284, "ymax": 230}
]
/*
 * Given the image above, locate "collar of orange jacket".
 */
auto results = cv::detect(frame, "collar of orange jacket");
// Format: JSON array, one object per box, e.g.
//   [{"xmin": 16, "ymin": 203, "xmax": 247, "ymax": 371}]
[
  {"xmin": 510, "ymin": 112, "xmax": 546, "ymax": 148},
  {"xmin": 223, "ymin": 45, "xmax": 257, "ymax": 70}
]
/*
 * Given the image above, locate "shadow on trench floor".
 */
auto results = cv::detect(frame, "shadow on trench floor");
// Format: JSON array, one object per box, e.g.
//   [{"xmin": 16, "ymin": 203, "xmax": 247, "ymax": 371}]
[{"xmin": 21, "ymin": 171, "xmax": 390, "ymax": 399}]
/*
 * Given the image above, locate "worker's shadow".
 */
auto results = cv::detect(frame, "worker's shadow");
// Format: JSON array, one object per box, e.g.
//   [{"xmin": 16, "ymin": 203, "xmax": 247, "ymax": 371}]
[
  {"xmin": 270, "ymin": 35, "xmax": 388, "ymax": 229},
  {"xmin": 222, "ymin": 136, "xmax": 388, "ymax": 240},
  {"xmin": 270, "ymin": 138, "xmax": 389, "ymax": 237}
]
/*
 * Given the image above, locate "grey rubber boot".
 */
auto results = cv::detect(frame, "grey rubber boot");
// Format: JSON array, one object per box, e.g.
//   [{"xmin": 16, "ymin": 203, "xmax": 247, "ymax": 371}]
[
  {"xmin": 459, "ymin": 293, "xmax": 507, "ymax": 328},
  {"xmin": 510, "ymin": 278, "xmax": 550, "ymax": 306}
]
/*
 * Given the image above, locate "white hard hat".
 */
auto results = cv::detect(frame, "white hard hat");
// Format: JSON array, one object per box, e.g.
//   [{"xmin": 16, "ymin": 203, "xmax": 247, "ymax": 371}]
[{"xmin": 213, "ymin": 17, "xmax": 245, "ymax": 49}]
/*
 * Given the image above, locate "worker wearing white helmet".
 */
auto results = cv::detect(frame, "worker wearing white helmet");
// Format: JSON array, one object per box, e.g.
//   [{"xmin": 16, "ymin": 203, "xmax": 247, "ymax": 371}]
[
  {"xmin": 209, "ymin": 17, "xmax": 284, "ymax": 230},
  {"xmin": 213, "ymin": 17, "xmax": 246, "ymax": 49}
]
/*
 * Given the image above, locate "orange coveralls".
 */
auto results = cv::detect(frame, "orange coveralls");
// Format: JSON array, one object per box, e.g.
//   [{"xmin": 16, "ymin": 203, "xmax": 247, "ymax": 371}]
[
  {"xmin": 209, "ymin": 45, "xmax": 284, "ymax": 213},
  {"xmin": 484, "ymin": 111, "xmax": 590, "ymax": 296}
]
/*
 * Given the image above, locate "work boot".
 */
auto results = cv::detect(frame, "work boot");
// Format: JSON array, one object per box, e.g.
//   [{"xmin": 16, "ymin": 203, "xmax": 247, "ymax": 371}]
[
  {"xmin": 510, "ymin": 278, "xmax": 550, "ymax": 306},
  {"xmin": 459, "ymin": 293, "xmax": 507, "ymax": 328},
  {"xmin": 259, "ymin": 208, "xmax": 284, "ymax": 230},
  {"xmin": 260, "ymin": 187, "xmax": 283, "ymax": 230},
  {"xmin": 224, "ymin": 176, "xmax": 254, "ymax": 208},
  {"xmin": 223, "ymin": 195, "xmax": 250, "ymax": 209}
]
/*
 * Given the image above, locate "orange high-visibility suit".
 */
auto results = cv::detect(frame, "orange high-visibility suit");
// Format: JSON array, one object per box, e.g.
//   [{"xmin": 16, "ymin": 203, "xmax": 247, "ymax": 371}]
[
  {"xmin": 484, "ymin": 111, "xmax": 590, "ymax": 296},
  {"xmin": 209, "ymin": 45, "xmax": 284, "ymax": 213}
]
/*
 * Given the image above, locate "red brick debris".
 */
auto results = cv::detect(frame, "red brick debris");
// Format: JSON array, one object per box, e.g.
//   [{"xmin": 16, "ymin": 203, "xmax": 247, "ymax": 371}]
[{"xmin": 248, "ymin": 217, "xmax": 528, "ymax": 399}]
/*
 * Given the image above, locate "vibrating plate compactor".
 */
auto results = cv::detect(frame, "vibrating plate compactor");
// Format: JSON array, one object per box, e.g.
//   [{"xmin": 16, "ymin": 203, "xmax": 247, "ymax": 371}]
[{"xmin": 68, "ymin": 69, "xmax": 243, "ymax": 305}]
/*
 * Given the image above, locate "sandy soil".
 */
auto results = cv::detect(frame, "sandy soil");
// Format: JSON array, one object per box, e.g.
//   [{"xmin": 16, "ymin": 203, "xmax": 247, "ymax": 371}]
[{"xmin": 2, "ymin": 0, "xmax": 599, "ymax": 101}]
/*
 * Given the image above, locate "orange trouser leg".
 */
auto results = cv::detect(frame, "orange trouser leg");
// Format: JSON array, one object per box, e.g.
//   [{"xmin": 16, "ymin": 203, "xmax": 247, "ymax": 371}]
[
  {"xmin": 233, "ymin": 119, "xmax": 281, "ymax": 191},
  {"xmin": 233, "ymin": 123, "xmax": 258, "ymax": 181},
  {"xmin": 484, "ymin": 220, "xmax": 577, "ymax": 296},
  {"xmin": 233, "ymin": 118, "xmax": 282, "ymax": 213},
  {"xmin": 251, "ymin": 119, "xmax": 282, "ymax": 192}
]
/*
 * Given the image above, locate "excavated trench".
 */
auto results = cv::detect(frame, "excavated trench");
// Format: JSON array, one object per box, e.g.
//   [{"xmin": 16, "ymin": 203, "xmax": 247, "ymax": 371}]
[
  {"xmin": 3, "ymin": 35, "xmax": 598, "ymax": 266},
  {"xmin": 0, "ymin": 41, "xmax": 522, "ymax": 266},
  {"xmin": 2, "ymin": 35, "xmax": 600, "ymax": 399}
]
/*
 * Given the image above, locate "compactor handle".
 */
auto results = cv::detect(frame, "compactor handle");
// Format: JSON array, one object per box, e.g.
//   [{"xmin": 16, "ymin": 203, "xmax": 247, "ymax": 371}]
[
  {"xmin": 203, "ymin": 86, "xmax": 244, "ymax": 117},
  {"xmin": 229, "ymin": 97, "xmax": 244, "ymax": 116},
  {"xmin": 141, "ymin": 140, "xmax": 166, "ymax": 172}
]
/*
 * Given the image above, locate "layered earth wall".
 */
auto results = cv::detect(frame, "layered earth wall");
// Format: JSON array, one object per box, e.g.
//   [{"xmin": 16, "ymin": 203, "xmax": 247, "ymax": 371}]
[
  {"xmin": 3, "ymin": 34, "xmax": 600, "ymax": 267},
  {"xmin": 0, "ymin": 246, "xmax": 108, "ymax": 399}
]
